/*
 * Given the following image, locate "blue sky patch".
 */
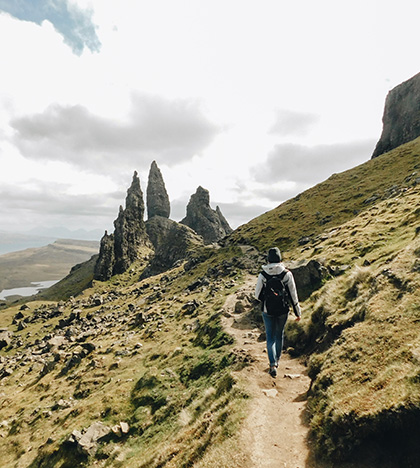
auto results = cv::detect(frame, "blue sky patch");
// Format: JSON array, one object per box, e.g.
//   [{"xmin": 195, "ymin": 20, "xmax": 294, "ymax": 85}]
[{"xmin": 0, "ymin": 0, "xmax": 101, "ymax": 54}]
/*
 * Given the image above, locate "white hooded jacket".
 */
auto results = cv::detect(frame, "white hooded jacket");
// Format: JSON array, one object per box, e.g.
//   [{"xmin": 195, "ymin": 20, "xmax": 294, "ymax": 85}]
[{"xmin": 255, "ymin": 262, "xmax": 301, "ymax": 317}]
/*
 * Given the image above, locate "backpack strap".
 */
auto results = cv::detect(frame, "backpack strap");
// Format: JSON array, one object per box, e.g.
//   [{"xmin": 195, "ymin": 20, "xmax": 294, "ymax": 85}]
[
  {"xmin": 260, "ymin": 269, "xmax": 288, "ymax": 281},
  {"xmin": 260, "ymin": 270, "xmax": 271, "ymax": 281}
]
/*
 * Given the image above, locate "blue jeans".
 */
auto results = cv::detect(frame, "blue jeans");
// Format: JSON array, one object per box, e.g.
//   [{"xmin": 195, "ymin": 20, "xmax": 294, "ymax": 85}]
[{"xmin": 262, "ymin": 312, "xmax": 288, "ymax": 367}]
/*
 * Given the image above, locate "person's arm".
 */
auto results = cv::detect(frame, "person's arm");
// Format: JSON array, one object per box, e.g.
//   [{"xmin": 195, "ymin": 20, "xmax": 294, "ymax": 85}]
[
  {"xmin": 255, "ymin": 273, "xmax": 265, "ymax": 301},
  {"xmin": 284, "ymin": 271, "xmax": 301, "ymax": 319}
]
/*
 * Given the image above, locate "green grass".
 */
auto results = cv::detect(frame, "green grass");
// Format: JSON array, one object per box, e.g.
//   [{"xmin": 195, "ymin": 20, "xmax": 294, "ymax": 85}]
[
  {"xmin": 0, "ymin": 244, "xmax": 250, "ymax": 468},
  {"xmin": 229, "ymin": 137, "xmax": 420, "ymax": 253},
  {"xmin": 3, "ymin": 138, "xmax": 420, "ymax": 466},
  {"xmin": 282, "ymin": 183, "xmax": 420, "ymax": 463}
]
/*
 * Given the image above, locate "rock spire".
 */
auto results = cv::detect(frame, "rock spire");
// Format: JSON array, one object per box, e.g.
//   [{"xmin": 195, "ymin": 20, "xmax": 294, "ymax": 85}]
[
  {"xmin": 181, "ymin": 186, "xmax": 232, "ymax": 244},
  {"xmin": 146, "ymin": 161, "xmax": 170, "ymax": 219},
  {"xmin": 94, "ymin": 171, "xmax": 150, "ymax": 281},
  {"xmin": 372, "ymin": 71, "xmax": 420, "ymax": 158},
  {"xmin": 94, "ymin": 165, "xmax": 234, "ymax": 281}
]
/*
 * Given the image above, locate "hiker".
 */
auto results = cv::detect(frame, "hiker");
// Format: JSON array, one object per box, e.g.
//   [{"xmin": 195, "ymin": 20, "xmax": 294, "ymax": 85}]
[{"xmin": 255, "ymin": 247, "xmax": 301, "ymax": 377}]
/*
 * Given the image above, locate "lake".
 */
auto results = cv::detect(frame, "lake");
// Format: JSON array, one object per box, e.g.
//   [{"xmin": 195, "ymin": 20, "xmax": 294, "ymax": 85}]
[{"xmin": 0, "ymin": 280, "xmax": 59, "ymax": 300}]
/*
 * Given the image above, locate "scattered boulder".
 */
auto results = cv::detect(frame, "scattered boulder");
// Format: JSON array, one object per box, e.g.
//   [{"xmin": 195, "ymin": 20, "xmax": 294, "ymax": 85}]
[
  {"xmin": 69, "ymin": 421, "xmax": 111, "ymax": 456},
  {"xmin": 0, "ymin": 329, "xmax": 12, "ymax": 350},
  {"xmin": 181, "ymin": 186, "xmax": 232, "ymax": 244},
  {"xmin": 111, "ymin": 421, "xmax": 130, "ymax": 437}
]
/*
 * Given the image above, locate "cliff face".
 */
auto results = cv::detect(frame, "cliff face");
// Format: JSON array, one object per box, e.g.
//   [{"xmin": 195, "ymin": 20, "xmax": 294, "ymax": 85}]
[
  {"xmin": 372, "ymin": 72, "xmax": 420, "ymax": 158},
  {"xmin": 181, "ymin": 186, "xmax": 232, "ymax": 244},
  {"xmin": 113, "ymin": 172, "xmax": 150, "ymax": 274}
]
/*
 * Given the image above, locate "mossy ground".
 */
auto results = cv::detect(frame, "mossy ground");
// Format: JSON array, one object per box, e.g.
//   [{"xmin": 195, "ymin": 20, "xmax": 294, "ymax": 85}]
[
  {"xmin": 2, "ymin": 138, "xmax": 420, "ymax": 466},
  {"xmin": 0, "ymin": 247, "xmax": 249, "ymax": 468},
  {"xmin": 230, "ymin": 138, "xmax": 420, "ymax": 465}
]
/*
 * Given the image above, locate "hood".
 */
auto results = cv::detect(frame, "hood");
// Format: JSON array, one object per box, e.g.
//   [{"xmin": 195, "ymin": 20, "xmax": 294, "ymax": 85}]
[{"xmin": 262, "ymin": 262, "xmax": 285, "ymax": 275}]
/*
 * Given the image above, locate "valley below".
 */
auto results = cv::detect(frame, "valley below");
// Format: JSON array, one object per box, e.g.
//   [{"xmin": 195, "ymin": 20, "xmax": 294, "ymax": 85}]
[{"xmin": 0, "ymin": 239, "xmax": 99, "ymax": 299}]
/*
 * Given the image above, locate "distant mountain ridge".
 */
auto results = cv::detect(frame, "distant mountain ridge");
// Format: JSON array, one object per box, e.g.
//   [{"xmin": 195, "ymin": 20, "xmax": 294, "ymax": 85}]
[
  {"xmin": 27, "ymin": 226, "xmax": 104, "ymax": 241},
  {"xmin": 0, "ymin": 228, "xmax": 103, "ymax": 256},
  {"xmin": 0, "ymin": 231, "xmax": 56, "ymax": 256}
]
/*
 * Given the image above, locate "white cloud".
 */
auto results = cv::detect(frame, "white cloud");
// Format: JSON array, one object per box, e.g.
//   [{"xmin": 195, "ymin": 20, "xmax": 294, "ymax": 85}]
[
  {"xmin": 0, "ymin": 181, "xmax": 119, "ymax": 233},
  {"xmin": 9, "ymin": 93, "xmax": 221, "ymax": 174},
  {"xmin": 269, "ymin": 109, "xmax": 320, "ymax": 137},
  {"xmin": 254, "ymin": 140, "xmax": 376, "ymax": 186},
  {"xmin": 1, "ymin": 0, "xmax": 420, "ymax": 237}
]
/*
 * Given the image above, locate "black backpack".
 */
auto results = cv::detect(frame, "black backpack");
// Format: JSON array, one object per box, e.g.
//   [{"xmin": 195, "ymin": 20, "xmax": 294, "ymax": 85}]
[{"xmin": 260, "ymin": 270, "xmax": 290, "ymax": 316}]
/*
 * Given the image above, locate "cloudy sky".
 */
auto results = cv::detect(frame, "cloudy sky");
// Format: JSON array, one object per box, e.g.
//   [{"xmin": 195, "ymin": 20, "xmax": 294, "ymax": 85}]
[{"xmin": 1, "ymin": 0, "xmax": 420, "ymax": 238}]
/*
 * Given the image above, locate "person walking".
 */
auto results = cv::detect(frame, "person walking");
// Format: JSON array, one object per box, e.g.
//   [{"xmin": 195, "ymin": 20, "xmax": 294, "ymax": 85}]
[{"xmin": 255, "ymin": 247, "xmax": 301, "ymax": 377}]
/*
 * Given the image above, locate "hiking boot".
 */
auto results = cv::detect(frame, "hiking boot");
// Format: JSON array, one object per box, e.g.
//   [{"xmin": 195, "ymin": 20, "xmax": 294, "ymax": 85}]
[{"xmin": 269, "ymin": 366, "xmax": 277, "ymax": 378}]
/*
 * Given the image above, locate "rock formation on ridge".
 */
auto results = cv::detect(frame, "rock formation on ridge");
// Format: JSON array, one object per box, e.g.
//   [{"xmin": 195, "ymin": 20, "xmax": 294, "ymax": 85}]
[
  {"xmin": 146, "ymin": 161, "xmax": 170, "ymax": 219},
  {"xmin": 181, "ymin": 186, "xmax": 232, "ymax": 244},
  {"xmin": 94, "ymin": 172, "xmax": 150, "ymax": 281},
  {"xmin": 94, "ymin": 231, "xmax": 115, "ymax": 282},
  {"xmin": 372, "ymin": 71, "xmax": 420, "ymax": 158},
  {"xmin": 94, "ymin": 165, "xmax": 233, "ymax": 281},
  {"xmin": 143, "ymin": 216, "xmax": 204, "ymax": 277}
]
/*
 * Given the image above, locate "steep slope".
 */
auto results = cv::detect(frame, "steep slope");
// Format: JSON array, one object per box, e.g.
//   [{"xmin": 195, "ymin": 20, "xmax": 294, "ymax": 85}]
[
  {"xmin": 229, "ymin": 137, "xmax": 420, "ymax": 253},
  {"xmin": 229, "ymin": 139, "xmax": 420, "ymax": 465},
  {"xmin": 284, "ymin": 182, "xmax": 420, "ymax": 465},
  {"xmin": 1, "ymin": 139, "xmax": 420, "ymax": 467},
  {"xmin": 0, "ymin": 245, "xmax": 256, "ymax": 468}
]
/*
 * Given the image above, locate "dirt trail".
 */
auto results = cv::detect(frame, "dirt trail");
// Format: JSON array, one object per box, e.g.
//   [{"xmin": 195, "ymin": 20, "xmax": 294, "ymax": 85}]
[{"xmin": 222, "ymin": 274, "xmax": 317, "ymax": 468}]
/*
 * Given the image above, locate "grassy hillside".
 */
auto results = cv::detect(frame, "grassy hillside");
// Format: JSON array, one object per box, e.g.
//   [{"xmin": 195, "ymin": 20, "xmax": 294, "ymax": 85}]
[
  {"xmin": 230, "ymin": 137, "xmax": 420, "ymax": 254},
  {"xmin": 0, "ymin": 239, "xmax": 99, "ymax": 293},
  {"xmin": 1, "ymin": 138, "xmax": 420, "ymax": 467},
  {"xmin": 231, "ymin": 138, "xmax": 420, "ymax": 465},
  {"xmin": 0, "ymin": 245, "xmax": 252, "ymax": 468},
  {"xmin": 286, "ymin": 186, "xmax": 420, "ymax": 465}
]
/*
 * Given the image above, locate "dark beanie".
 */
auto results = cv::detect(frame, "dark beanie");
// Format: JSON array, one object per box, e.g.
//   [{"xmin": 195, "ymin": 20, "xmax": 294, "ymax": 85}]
[{"xmin": 267, "ymin": 247, "xmax": 281, "ymax": 263}]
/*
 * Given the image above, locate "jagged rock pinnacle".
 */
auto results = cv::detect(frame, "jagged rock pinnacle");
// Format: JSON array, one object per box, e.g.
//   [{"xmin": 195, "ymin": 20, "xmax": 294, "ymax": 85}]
[
  {"xmin": 181, "ymin": 186, "xmax": 232, "ymax": 244},
  {"xmin": 94, "ymin": 171, "xmax": 150, "ymax": 280},
  {"xmin": 146, "ymin": 161, "xmax": 170, "ymax": 219}
]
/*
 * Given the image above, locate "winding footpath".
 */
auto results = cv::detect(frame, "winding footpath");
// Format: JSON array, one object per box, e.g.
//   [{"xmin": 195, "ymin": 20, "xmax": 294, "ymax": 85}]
[{"xmin": 222, "ymin": 274, "xmax": 317, "ymax": 468}]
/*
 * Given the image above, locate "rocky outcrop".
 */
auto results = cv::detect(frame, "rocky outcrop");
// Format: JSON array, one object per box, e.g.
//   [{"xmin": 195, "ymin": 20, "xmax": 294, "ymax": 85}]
[
  {"xmin": 372, "ymin": 72, "xmax": 420, "ymax": 158},
  {"xmin": 181, "ymin": 186, "xmax": 232, "ymax": 244},
  {"xmin": 94, "ymin": 167, "xmax": 233, "ymax": 281},
  {"xmin": 143, "ymin": 216, "xmax": 204, "ymax": 277},
  {"xmin": 0, "ymin": 329, "xmax": 12, "ymax": 350},
  {"xmin": 94, "ymin": 172, "xmax": 150, "ymax": 280},
  {"xmin": 94, "ymin": 232, "xmax": 115, "ymax": 282},
  {"xmin": 147, "ymin": 161, "xmax": 170, "ymax": 219},
  {"xmin": 287, "ymin": 259, "xmax": 329, "ymax": 300}
]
